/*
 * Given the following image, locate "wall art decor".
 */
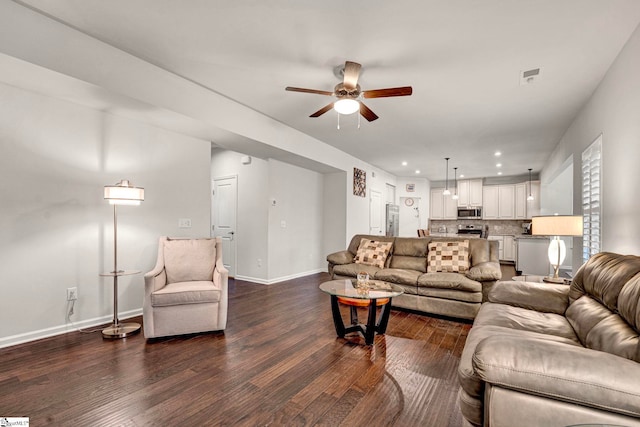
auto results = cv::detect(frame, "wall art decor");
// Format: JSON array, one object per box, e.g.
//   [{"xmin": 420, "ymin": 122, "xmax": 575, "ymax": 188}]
[{"xmin": 353, "ymin": 167, "xmax": 366, "ymax": 197}]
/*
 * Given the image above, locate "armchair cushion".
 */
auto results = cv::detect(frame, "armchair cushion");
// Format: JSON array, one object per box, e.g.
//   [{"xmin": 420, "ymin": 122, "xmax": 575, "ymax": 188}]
[
  {"xmin": 164, "ymin": 238, "xmax": 216, "ymax": 284},
  {"xmin": 151, "ymin": 280, "xmax": 222, "ymax": 307}
]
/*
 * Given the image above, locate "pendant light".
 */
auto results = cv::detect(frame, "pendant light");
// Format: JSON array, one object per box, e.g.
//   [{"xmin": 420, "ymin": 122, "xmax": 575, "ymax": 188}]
[
  {"xmin": 443, "ymin": 157, "xmax": 451, "ymax": 196},
  {"xmin": 452, "ymin": 167, "xmax": 459, "ymax": 200},
  {"xmin": 527, "ymin": 168, "xmax": 534, "ymax": 201}
]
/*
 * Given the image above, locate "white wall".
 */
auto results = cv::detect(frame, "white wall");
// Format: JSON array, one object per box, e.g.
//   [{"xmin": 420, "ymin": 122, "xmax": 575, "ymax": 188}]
[
  {"xmin": 267, "ymin": 160, "xmax": 325, "ymax": 281},
  {"xmin": 323, "ymin": 172, "xmax": 347, "ymax": 256},
  {"xmin": 396, "ymin": 177, "xmax": 431, "ymax": 236},
  {"xmin": 541, "ymin": 22, "xmax": 640, "ymax": 268},
  {"xmin": 0, "ymin": 83, "xmax": 212, "ymax": 347}
]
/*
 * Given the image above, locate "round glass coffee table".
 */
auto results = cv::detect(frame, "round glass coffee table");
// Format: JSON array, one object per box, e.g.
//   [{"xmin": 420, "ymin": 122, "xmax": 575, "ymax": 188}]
[{"xmin": 319, "ymin": 279, "xmax": 403, "ymax": 345}]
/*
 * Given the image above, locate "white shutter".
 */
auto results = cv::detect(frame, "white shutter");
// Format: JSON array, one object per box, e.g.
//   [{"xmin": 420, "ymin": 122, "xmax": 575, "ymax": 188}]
[{"xmin": 582, "ymin": 134, "xmax": 602, "ymax": 263}]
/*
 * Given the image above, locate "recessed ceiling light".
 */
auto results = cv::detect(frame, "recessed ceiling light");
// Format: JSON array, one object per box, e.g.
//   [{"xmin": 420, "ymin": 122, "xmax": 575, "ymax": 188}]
[
  {"xmin": 495, "ymin": 151, "xmax": 502, "ymax": 157},
  {"xmin": 498, "ymin": 171, "xmax": 503, "ymax": 175},
  {"xmin": 415, "ymin": 169, "xmax": 420, "ymax": 174},
  {"xmin": 402, "ymin": 161, "xmax": 408, "ymax": 166},
  {"xmin": 496, "ymin": 163, "xmax": 502, "ymax": 168},
  {"xmin": 460, "ymin": 174, "xmax": 465, "ymax": 178}
]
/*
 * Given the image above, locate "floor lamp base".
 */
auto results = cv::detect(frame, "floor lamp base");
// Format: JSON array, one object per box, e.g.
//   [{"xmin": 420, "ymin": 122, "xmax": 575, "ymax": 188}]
[{"xmin": 102, "ymin": 322, "xmax": 141, "ymax": 339}]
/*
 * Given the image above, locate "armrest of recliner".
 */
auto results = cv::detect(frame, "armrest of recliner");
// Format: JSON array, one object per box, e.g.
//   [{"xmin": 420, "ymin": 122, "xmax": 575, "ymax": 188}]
[
  {"xmin": 465, "ymin": 261, "xmax": 502, "ymax": 282},
  {"xmin": 473, "ymin": 335, "xmax": 640, "ymax": 418},
  {"xmin": 488, "ymin": 280, "xmax": 569, "ymax": 314}
]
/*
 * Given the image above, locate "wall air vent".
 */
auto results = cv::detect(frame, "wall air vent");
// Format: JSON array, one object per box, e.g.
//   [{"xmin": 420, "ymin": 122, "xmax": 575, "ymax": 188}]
[{"xmin": 520, "ymin": 68, "xmax": 541, "ymax": 85}]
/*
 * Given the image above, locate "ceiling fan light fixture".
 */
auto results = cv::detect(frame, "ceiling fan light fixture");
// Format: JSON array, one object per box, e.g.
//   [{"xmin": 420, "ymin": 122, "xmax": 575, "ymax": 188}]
[{"xmin": 334, "ymin": 99, "xmax": 360, "ymax": 115}]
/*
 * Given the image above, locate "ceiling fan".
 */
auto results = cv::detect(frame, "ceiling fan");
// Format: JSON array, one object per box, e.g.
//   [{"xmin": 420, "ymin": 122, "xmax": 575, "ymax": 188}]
[{"xmin": 285, "ymin": 61, "xmax": 412, "ymax": 122}]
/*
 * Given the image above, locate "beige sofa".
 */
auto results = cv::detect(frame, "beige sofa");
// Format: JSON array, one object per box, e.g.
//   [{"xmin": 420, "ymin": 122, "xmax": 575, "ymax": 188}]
[
  {"xmin": 458, "ymin": 252, "xmax": 640, "ymax": 427},
  {"xmin": 326, "ymin": 235, "xmax": 501, "ymax": 320}
]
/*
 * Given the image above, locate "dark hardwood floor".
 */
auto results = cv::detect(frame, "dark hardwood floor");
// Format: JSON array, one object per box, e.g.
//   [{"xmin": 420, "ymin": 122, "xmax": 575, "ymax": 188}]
[{"xmin": 0, "ymin": 272, "xmax": 473, "ymax": 426}]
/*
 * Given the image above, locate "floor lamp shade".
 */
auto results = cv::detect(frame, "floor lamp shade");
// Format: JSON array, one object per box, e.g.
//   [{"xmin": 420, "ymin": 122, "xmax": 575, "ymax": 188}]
[
  {"xmin": 104, "ymin": 179, "xmax": 144, "ymax": 205},
  {"xmin": 532, "ymin": 215, "xmax": 583, "ymax": 282}
]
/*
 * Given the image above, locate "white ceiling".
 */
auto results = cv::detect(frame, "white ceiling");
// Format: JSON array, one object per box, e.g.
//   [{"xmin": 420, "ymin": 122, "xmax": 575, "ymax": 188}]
[{"xmin": 14, "ymin": 0, "xmax": 640, "ymax": 181}]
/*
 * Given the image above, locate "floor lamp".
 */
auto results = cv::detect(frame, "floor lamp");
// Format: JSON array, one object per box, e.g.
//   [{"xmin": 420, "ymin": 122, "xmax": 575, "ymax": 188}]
[
  {"xmin": 531, "ymin": 215, "xmax": 583, "ymax": 283},
  {"xmin": 102, "ymin": 179, "xmax": 144, "ymax": 339}
]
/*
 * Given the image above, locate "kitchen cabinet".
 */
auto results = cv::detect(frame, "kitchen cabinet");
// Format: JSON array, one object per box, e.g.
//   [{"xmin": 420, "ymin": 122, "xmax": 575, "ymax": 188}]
[
  {"xmin": 488, "ymin": 235, "xmax": 516, "ymax": 261},
  {"xmin": 516, "ymin": 181, "xmax": 541, "ymax": 219},
  {"xmin": 488, "ymin": 236, "xmax": 503, "ymax": 260},
  {"xmin": 483, "ymin": 185, "xmax": 515, "ymax": 219},
  {"xmin": 482, "ymin": 186, "xmax": 499, "ymax": 219},
  {"xmin": 503, "ymin": 235, "xmax": 516, "ymax": 261},
  {"xmin": 516, "ymin": 237, "xmax": 550, "ymax": 275},
  {"xmin": 457, "ymin": 179, "xmax": 483, "ymax": 207},
  {"xmin": 430, "ymin": 188, "xmax": 457, "ymax": 220},
  {"xmin": 498, "ymin": 185, "xmax": 515, "ymax": 218}
]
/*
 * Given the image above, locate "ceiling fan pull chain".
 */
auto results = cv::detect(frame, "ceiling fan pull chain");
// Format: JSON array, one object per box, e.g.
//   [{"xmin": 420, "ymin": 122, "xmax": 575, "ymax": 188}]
[
  {"xmin": 337, "ymin": 113, "xmax": 341, "ymax": 130},
  {"xmin": 358, "ymin": 112, "xmax": 361, "ymax": 129}
]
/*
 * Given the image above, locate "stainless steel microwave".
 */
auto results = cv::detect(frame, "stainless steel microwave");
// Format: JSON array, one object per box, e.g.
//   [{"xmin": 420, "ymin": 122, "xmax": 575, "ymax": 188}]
[{"xmin": 458, "ymin": 207, "xmax": 482, "ymax": 219}]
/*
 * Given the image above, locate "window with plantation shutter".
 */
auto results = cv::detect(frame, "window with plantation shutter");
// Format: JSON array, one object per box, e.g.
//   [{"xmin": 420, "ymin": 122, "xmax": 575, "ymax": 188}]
[{"xmin": 582, "ymin": 135, "xmax": 602, "ymax": 263}]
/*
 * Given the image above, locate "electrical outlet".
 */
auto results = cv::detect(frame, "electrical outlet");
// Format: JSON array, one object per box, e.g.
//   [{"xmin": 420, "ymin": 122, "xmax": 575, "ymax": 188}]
[{"xmin": 67, "ymin": 287, "xmax": 78, "ymax": 301}]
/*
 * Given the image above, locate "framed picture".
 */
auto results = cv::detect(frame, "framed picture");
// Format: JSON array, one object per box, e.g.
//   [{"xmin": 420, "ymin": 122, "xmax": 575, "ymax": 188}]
[
  {"xmin": 406, "ymin": 183, "xmax": 415, "ymax": 192},
  {"xmin": 353, "ymin": 167, "xmax": 366, "ymax": 197}
]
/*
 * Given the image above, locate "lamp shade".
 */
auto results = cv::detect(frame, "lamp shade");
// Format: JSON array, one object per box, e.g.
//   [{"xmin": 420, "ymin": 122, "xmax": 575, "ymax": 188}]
[
  {"xmin": 334, "ymin": 99, "xmax": 360, "ymax": 115},
  {"xmin": 531, "ymin": 215, "xmax": 583, "ymax": 236},
  {"xmin": 104, "ymin": 180, "xmax": 144, "ymax": 205}
]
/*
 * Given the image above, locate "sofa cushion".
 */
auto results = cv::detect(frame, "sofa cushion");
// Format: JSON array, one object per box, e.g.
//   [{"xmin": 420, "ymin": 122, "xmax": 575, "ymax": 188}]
[
  {"xmin": 333, "ymin": 263, "xmax": 380, "ymax": 278},
  {"xmin": 164, "ymin": 238, "xmax": 216, "ymax": 284},
  {"xmin": 427, "ymin": 240, "xmax": 470, "ymax": 272},
  {"xmin": 417, "ymin": 287, "xmax": 483, "ymax": 303},
  {"xmin": 390, "ymin": 255, "xmax": 427, "ymax": 273},
  {"xmin": 473, "ymin": 302, "xmax": 580, "ymax": 342},
  {"xmin": 418, "ymin": 272, "xmax": 481, "ymax": 293},
  {"xmin": 466, "ymin": 261, "xmax": 502, "ymax": 282},
  {"xmin": 375, "ymin": 268, "xmax": 421, "ymax": 286},
  {"xmin": 151, "ymin": 280, "xmax": 221, "ymax": 306},
  {"xmin": 354, "ymin": 238, "xmax": 393, "ymax": 269}
]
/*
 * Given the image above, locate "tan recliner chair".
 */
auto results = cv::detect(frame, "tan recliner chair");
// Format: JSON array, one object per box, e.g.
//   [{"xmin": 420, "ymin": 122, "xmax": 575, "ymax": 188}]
[{"xmin": 143, "ymin": 237, "xmax": 228, "ymax": 338}]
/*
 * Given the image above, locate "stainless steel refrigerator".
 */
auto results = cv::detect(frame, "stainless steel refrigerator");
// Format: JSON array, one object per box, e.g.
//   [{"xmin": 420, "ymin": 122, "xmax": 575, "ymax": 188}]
[{"xmin": 386, "ymin": 204, "xmax": 399, "ymax": 237}]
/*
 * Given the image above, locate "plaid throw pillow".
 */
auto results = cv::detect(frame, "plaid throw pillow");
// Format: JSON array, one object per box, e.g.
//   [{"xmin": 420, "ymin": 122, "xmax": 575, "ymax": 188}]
[
  {"xmin": 427, "ymin": 240, "xmax": 470, "ymax": 273},
  {"xmin": 354, "ymin": 238, "xmax": 393, "ymax": 269}
]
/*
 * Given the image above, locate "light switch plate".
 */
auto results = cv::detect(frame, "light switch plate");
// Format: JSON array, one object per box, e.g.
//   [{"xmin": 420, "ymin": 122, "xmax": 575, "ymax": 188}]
[{"xmin": 178, "ymin": 218, "xmax": 192, "ymax": 228}]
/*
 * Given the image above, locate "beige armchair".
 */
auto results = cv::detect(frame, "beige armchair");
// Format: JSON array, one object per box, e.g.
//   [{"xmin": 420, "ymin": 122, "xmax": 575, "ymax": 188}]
[{"xmin": 143, "ymin": 237, "xmax": 228, "ymax": 338}]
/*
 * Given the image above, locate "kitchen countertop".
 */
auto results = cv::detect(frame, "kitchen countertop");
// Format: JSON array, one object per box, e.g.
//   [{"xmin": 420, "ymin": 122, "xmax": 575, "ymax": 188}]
[{"xmin": 514, "ymin": 235, "xmax": 550, "ymax": 240}]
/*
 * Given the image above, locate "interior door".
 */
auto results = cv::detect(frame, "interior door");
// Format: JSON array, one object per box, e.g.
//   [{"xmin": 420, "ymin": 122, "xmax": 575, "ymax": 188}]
[
  {"xmin": 212, "ymin": 176, "xmax": 237, "ymax": 277},
  {"xmin": 370, "ymin": 189, "xmax": 383, "ymax": 235}
]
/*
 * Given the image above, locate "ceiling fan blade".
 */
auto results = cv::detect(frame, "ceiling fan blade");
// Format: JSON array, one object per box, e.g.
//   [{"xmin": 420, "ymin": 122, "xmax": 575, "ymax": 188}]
[
  {"xmin": 342, "ymin": 61, "xmax": 362, "ymax": 90},
  {"xmin": 363, "ymin": 86, "xmax": 413, "ymax": 99},
  {"xmin": 285, "ymin": 86, "xmax": 333, "ymax": 96},
  {"xmin": 310, "ymin": 103, "xmax": 335, "ymax": 118},
  {"xmin": 359, "ymin": 102, "xmax": 379, "ymax": 122}
]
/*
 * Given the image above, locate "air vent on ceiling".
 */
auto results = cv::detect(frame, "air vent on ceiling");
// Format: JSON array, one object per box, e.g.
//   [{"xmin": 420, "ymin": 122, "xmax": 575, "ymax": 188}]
[{"xmin": 520, "ymin": 68, "xmax": 541, "ymax": 85}]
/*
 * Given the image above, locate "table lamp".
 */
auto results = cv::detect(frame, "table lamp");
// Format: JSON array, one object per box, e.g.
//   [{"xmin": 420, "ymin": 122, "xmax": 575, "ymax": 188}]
[
  {"xmin": 102, "ymin": 179, "xmax": 144, "ymax": 339},
  {"xmin": 531, "ymin": 215, "xmax": 583, "ymax": 283}
]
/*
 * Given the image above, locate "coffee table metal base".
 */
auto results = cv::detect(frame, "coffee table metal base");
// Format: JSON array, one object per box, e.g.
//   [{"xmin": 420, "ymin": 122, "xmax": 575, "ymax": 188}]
[{"xmin": 329, "ymin": 295, "xmax": 393, "ymax": 345}]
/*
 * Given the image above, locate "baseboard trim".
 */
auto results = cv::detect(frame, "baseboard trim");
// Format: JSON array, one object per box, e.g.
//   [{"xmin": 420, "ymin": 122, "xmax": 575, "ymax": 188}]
[
  {"xmin": 235, "ymin": 268, "xmax": 326, "ymax": 285},
  {"xmin": 0, "ymin": 308, "xmax": 143, "ymax": 349}
]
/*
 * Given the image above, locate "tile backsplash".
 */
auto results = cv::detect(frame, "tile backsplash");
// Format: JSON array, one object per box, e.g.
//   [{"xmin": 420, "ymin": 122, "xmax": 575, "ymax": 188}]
[{"xmin": 430, "ymin": 219, "xmax": 531, "ymax": 236}]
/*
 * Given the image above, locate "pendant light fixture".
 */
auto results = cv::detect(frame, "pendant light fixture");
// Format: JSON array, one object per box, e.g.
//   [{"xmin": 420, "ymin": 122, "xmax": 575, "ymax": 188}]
[
  {"xmin": 443, "ymin": 157, "xmax": 451, "ymax": 196},
  {"xmin": 452, "ymin": 167, "xmax": 459, "ymax": 200},
  {"xmin": 527, "ymin": 168, "xmax": 534, "ymax": 201}
]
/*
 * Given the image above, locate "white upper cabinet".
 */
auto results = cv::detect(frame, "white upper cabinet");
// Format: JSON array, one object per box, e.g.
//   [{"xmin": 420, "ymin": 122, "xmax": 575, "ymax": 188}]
[
  {"xmin": 457, "ymin": 179, "xmax": 483, "ymax": 207},
  {"xmin": 483, "ymin": 186, "xmax": 499, "ymax": 219},
  {"xmin": 498, "ymin": 185, "xmax": 515, "ymax": 219},
  {"xmin": 431, "ymin": 188, "xmax": 457, "ymax": 220},
  {"xmin": 516, "ymin": 181, "xmax": 541, "ymax": 219}
]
